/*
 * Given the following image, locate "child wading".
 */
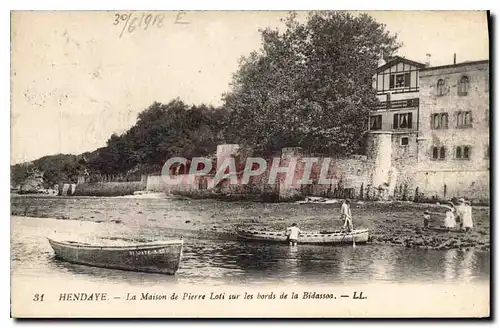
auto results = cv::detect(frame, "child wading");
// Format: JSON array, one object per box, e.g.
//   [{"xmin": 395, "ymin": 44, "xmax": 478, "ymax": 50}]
[
  {"xmin": 286, "ymin": 223, "xmax": 301, "ymax": 246},
  {"xmin": 423, "ymin": 211, "xmax": 430, "ymax": 229}
]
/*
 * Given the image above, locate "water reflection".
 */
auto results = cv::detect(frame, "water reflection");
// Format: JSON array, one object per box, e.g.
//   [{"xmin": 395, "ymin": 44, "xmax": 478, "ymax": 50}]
[{"xmin": 11, "ymin": 216, "xmax": 490, "ymax": 286}]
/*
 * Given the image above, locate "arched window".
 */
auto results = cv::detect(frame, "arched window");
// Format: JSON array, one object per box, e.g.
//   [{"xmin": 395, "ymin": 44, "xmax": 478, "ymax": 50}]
[
  {"xmin": 456, "ymin": 147, "xmax": 462, "ymax": 159},
  {"xmin": 464, "ymin": 112, "xmax": 472, "ymax": 126},
  {"xmin": 457, "ymin": 112, "xmax": 463, "ymax": 127},
  {"xmin": 437, "ymin": 79, "xmax": 445, "ymax": 96},
  {"xmin": 439, "ymin": 147, "xmax": 446, "ymax": 159},
  {"xmin": 441, "ymin": 113, "xmax": 448, "ymax": 129},
  {"xmin": 458, "ymin": 75, "xmax": 469, "ymax": 96},
  {"xmin": 432, "ymin": 147, "xmax": 438, "ymax": 159},
  {"xmin": 463, "ymin": 146, "xmax": 470, "ymax": 159},
  {"xmin": 433, "ymin": 114, "xmax": 440, "ymax": 129}
]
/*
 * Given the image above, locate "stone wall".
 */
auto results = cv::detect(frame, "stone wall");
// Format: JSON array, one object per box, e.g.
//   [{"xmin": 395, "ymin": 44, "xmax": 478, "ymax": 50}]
[
  {"xmin": 147, "ymin": 174, "xmax": 214, "ymax": 193},
  {"xmin": 72, "ymin": 181, "xmax": 146, "ymax": 196}
]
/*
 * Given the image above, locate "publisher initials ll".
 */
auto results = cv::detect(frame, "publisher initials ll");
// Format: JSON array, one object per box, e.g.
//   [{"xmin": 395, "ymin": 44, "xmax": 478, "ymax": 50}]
[{"xmin": 353, "ymin": 292, "xmax": 366, "ymax": 299}]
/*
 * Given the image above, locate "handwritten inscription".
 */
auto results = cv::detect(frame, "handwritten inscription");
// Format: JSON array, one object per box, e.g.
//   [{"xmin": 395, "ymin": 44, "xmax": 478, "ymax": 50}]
[{"xmin": 113, "ymin": 12, "xmax": 190, "ymax": 38}]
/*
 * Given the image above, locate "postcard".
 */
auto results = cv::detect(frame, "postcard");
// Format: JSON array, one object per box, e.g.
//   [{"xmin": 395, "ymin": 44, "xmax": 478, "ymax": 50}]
[{"xmin": 10, "ymin": 10, "xmax": 490, "ymax": 318}]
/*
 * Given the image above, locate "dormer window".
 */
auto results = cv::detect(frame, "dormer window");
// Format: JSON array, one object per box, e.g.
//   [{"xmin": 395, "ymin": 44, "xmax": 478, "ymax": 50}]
[
  {"xmin": 389, "ymin": 72, "xmax": 411, "ymax": 89},
  {"xmin": 437, "ymin": 79, "xmax": 445, "ymax": 96},
  {"xmin": 458, "ymin": 75, "xmax": 469, "ymax": 96}
]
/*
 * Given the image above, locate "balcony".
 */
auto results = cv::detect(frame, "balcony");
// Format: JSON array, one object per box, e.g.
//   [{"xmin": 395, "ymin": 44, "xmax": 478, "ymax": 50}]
[{"xmin": 372, "ymin": 98, "xmax": 419, "ymax": 111}]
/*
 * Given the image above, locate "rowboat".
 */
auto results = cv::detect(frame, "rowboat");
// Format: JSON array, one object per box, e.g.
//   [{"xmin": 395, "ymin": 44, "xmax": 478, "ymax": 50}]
[
  {"xmin": 295, "ymin": 197, "xmax": 339, "ymax": 205},
  {"xmin": 47, "ymin": 237, "xmax": 184, "ymax": 275},
  {"xmin": 237, "ymin": 228, "xmax": 369, "ymax": 245}
]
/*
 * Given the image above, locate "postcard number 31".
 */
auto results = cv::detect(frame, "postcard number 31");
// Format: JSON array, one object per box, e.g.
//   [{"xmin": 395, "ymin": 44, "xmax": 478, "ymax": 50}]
[{"xmin": 32, "ymin": 293, "xmax": 44, "ymax": 302}]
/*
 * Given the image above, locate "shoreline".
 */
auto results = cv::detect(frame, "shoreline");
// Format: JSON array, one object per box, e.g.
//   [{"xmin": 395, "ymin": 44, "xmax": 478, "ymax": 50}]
[{"xmin": 10, "ymin": 195, "xmax": 490, "ymax": 252}]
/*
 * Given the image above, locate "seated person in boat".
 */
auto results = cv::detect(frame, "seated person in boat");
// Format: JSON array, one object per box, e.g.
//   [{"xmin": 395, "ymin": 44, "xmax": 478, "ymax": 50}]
[
  {"xmin": 286, "ymin": 223, "xmax": 301, "ymax": 246},
  {"xmin": 423, "ymin": 211, "xmax": 430, "ymax": 229},
  {"xmin": 341, "ymin": 199, "xmax": 353, "ymax": 232}
]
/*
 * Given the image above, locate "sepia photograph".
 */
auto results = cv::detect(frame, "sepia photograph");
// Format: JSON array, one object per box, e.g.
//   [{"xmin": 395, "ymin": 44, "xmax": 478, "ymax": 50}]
[{"xmin": 10, "ymin": 10, "xmax": 490, "ymax": 318}]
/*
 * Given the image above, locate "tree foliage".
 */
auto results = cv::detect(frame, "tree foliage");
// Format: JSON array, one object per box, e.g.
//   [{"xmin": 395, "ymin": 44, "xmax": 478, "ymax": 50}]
[
  {"xmin": 223, "ymin": 11, "xmax": 401, "ymax": 155},
  {"xmin": 11, "ymin": 154, "xmax": 88, "ymax": 188},
  {"xmin": 11, "ymin": 100, "xmax": 227, "ymax": 186},
  {"xmin": 87, "ymin": 99, "xmax": 227, "ymax": 175}
]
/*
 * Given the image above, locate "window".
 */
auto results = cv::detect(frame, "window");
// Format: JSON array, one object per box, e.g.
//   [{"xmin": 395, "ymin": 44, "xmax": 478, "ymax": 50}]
[
  {"xmin": 393, "ymin": 113, "xmax": 413, "ymax": 129},
  {"xmin": 432, "ymin": 146, "xmax": 446, "ymax": 160},
  {"xmin": 437, "ymin": 79, "xmax": 446, "ymax": 96},
  {"xmin": 457, "ymin": 111, "xmax": 473, "ymax": 128},
  {"xmin": 431, "ymin": 113, "xmax": 449, "ymax": 129},
  {"xmin": 455, "ymin": 146, "xmax": 471, "ymax": 160},
  {"xmin": 458, "ymin": 76, "xmax": 469, "ymax": 96},
  {"xmin": 440, "ymin": 147, "xmax": 446, "ymax": 159},
  {"xmin": 401, "ymin": 137, "xmax": 409, "ymax": 146},
  {"xmin": 389, "ymin": 72, "xmax": 411, "ymax": 89},
  {"xmin": 370, "ymin": 115, "xmax": 382, "ymax": 130}
]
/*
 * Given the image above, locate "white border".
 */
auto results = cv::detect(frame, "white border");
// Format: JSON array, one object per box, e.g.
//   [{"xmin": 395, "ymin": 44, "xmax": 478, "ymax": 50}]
[{"xmin": 3, "ymin": 1, "xmax": 497, "ymax": 327}]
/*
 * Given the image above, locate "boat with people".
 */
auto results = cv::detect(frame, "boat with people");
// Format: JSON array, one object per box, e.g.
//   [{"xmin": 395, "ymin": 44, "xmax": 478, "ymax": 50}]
[
  {"xmin": 237, "ymin": 228, "xmax": 369, "ymax": 245},
  {"xmin": 47, "ymin": 237, "xmax": 184, "ymax": 275}
]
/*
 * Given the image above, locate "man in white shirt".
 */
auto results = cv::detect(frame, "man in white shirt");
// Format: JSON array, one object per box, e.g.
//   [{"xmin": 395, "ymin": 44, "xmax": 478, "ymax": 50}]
[
  {"xmin": 341, "ymin": 199, "xmax": 353, "ymax": 232},
  {"xmin": 286, "ymin": 223, "xmax": 301, "ymax": 246}
]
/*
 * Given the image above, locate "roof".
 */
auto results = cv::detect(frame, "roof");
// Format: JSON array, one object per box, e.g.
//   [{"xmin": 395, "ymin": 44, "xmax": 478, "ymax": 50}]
[
  {"xmin": 376, "ymin": 56, "xmax": 426, "ymax": 73},
  {"xmin": 419, "ymin": 59, "xmax": 489, "ymax": 72}
]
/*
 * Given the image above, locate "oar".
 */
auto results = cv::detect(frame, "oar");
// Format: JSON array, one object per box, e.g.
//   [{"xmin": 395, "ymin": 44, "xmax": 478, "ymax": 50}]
[{"xmin": 352, "ymin": 221, "xmax": 356, "ymax": 248}]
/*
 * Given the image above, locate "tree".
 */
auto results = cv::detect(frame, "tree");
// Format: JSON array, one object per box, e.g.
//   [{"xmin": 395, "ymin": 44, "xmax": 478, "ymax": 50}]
[
  {"xmin": 223, "ymin": 11, "xmax": 401, "ymax": 155},
  {"xmin": 87, "ymin": 99, "xmax": 227, "ymax": 175}
]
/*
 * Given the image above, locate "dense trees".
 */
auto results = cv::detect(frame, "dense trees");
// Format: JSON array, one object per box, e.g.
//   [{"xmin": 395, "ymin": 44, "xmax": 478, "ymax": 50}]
[
  {"xmin": 86, "ymin": 100, "xmax": 227, "ymax": 176},
  {"xmin": 12, "ymin": 100, "xmax": 227, "ymax": 187},
  {"xmin": 11, "ymin": 154, "xmax": 88, "ymax": 187},
  {"xmin": 223, "ymin": 11, "xmax": 400, "ymax": 155}
]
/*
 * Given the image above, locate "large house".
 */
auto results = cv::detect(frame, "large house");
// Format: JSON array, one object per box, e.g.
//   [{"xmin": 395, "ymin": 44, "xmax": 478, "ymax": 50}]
[
  {"xmin": 416, "ymin": 60, "xmax": 490, "ymax": 200},
  {"xmin": 367, "ymin": 55, "xmax": 490, "ymax": 201}
]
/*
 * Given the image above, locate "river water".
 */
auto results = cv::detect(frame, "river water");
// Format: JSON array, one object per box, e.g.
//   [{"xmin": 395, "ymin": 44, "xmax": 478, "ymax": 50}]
[{"xmin": 10, "ymin": 196, "xmax": 490, "ymax": 287}]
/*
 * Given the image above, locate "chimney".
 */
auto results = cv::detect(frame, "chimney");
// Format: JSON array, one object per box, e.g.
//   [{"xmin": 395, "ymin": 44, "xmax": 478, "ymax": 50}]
[
  {"xmin": 425, "ymin": 53, "xmax": 431, "ymax": 67},
  {"xmin": 378, "ymin": 51, "xmax": 386, "ymax": 67},
  {"xmin": 453, "ymin": 53, "xmax": 457, "ymax": 64}
]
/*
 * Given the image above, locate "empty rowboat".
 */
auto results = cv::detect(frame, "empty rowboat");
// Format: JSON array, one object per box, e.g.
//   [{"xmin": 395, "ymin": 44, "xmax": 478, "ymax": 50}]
[
  {"xmin": 237, "ymin": 229, "xmax": 369, "ymax": 245},
  {"xmin": 47, "ymin": 237, "xmax": 183, "ymax": 275}
]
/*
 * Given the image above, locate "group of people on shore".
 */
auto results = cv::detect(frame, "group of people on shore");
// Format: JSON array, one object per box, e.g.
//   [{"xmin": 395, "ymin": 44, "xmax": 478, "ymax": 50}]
[{"xmin": 423, "ymin": 198, "xmax": 474, "ymax": 232}]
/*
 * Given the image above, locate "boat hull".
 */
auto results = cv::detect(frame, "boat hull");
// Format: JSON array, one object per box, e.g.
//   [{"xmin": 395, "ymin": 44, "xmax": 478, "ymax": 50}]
[
  {"xmin": 237, "ymin": 229, "xmax": 369, "ymax": 245},
  {"xmin": 47, "ymin": 238, "xmax": 183, "ymax": 275}
]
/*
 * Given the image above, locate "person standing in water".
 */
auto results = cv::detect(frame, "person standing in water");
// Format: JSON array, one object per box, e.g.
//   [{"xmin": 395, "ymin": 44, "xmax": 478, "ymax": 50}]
[
  {"xmin": 341, "ymin": 199, "xmax": 353, "ymax": 232},
  {"xmin": 286, "ymin": 223, "xmax": 301, "ymax": 246},
  {"xmin": 456, "ymin": 198, "xmax": 473, "ymax": 232}
]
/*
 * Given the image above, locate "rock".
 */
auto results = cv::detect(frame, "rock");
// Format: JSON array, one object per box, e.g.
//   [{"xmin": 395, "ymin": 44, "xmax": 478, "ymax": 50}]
[{"xmin": 19, "ymin": 168, "xmax": 44, "ymax": 194}]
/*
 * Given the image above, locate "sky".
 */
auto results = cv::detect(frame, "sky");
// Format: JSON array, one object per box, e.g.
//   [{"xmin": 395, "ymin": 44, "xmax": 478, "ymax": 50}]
[{"xmin": 10, "ymin": 11, "xmax": 490, "ymax": 164}]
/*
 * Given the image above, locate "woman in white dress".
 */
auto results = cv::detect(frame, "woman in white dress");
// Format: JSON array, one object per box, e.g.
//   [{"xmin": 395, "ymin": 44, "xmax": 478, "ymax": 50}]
[
  {"xmin": 456, "ymin": 198, "xmax": 473, "ymax": 231},
  {"xmin": 441, "ymin": 202, "xmax": 457, "ymax": 230}
]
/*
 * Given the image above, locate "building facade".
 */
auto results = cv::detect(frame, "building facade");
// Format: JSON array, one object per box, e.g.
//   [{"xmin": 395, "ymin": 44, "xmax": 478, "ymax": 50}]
[
  {"xmin": 367, "ymin": 56, "xmax": 425, "ymax": 199},
  {"xmin": 367, "ymin": 56, "xmax": 490, "ymax": 201},
  {"xmin": 415, "ymin": 60, "xmax": 490, "ymax": 201}
]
